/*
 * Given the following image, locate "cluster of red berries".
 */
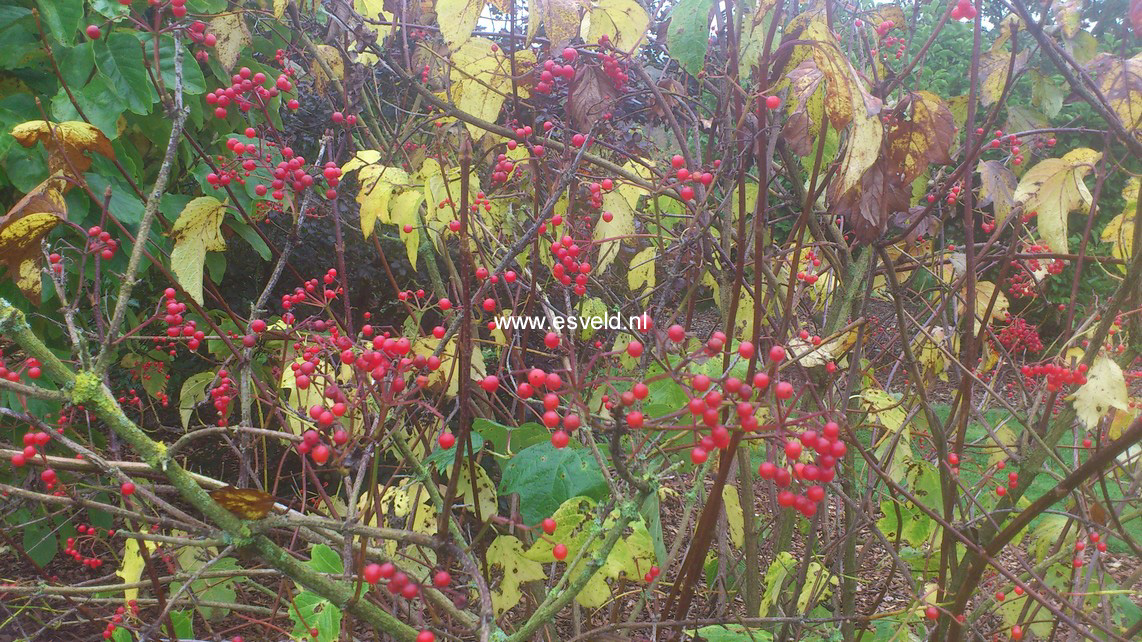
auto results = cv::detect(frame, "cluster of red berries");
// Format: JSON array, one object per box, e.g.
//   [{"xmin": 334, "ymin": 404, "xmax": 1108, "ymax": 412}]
[
  {"xmin": 599, "ymin": 51, "xmax": 630, "ymax": 90},
  {"xmin": 1020, "ymin": 361, "xmax": 1088, "ymax": 392},
  {"xmin": 86, "ymin": 225, "xmax": 119, "ymax": 260},
  {"xmin": 298, "ymin": 426, "xmax": 341, "ymax": 465},
  {"xmin": 796, "ymin": 249, "xmax": 824, "ymax": 284},
  {"xmin": 1007, "ymin": 244, "xmax": 1064, "ymax": 298},
  {"xmin": 669, "ymin": 154, "xmax": 715, "ymax": 203},
  {"xmin": 642, "ymin": 564, "xmax": 662, "ymax": 583},
  {"xmin": 994, "ymin": 470, "xmax": 1019, "ymax": 496},
  {"xmin": 362, "ymin": 561, "xmax": 423, "ymax": 598},
  {"xmin": 759, "ymin": 421, "xmax": 846, "ymax": 517},
  {"xmin": 186, "ymin": 20, "xmax": 219, "ymax": 50},
  {"xmin": 549, "ymin": 234, "xmax": 593, "ymax": 296},
  {"xmin": 205, "ymin": 65, "xmax": 296, "ymax": 121},
  {"xmin": 159, "ymin": 288, "xmax": 205, "ymax": 353},
  {"xmin": 982, "ymin": 129, "xmax": 1027, "ymax": 166},
  {"xmin": 64, "ymin": 525, "xmax": 109, "ymax": 571},
  {"xmin": 99, "ymin": 605, "xmax": 129, "ymax": 640},
  {"xmin": 535, "ymin": 48, "xmax": 578, "ymax": 94},
  {"xmin": 950, "ymin": 0, "xmax": 978, "ymax": 21},
  {"xmin": 208, "ymin": 370, "xmax": 235, "ymax": 426},
  {"xmin": 114, "ymin": 388, "xmax": 145, "ymax": 410},
  {"xmin": 996, "ymin": 317, "xmax": 1044, "ymax": 353},
  {"xmin": 10, "ymin": 429, "xmax": 51, "ymax": 468}
]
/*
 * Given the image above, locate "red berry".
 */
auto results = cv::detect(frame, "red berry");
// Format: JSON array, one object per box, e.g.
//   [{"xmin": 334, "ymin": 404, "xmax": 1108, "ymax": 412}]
[
  {"xmin": 769, "ymin": 345, "xmax": 786, "ymax": 362},
  {"xmin": 925, "ymin": 606, "xmax": 938, "ymax": 620},
  {"xmin": 542, "ymin": 518, "xmax": 557, "ymax": 534},
  {"xmin": 120, "ymin": 482, "xmax": 136, "ymax": 496},
  {"xmin": 363, "ymin": 563, "xmax": 383, "ymax": 584},
  {"xmin": 417, "ymin": 632, "xmax": 436, "ymax": 642},
  {"xmin": 85, "ymin": 25, "xmax": 101, "ymax": 40},
  {"xmin": 690, "ymin": 447, "xmax": 709, "ymax": 464},
  {"xmin": 765, "ymin": 95, "xmax": 781, "ymax": 109},
  {"xmin": 553, "ymin": 543, "xmax": 569, "ymax": 560},
  {"xmin": 438, "ymin": 432, "xmax": 456, "ymax": 449},
  {"xmin": 775, "ymin": 381, "xmax": 794, "ymax": 399},
  {"xmin": 551, "ymin": 430, "xmax": 570, "ymax": 448},
  {"xmin": 667, "ymin": 324, "xmax": 686, "ymax": 342},
  {"xmin": 671, "ymin": 155, "xmax": 685, "ymax": 169},
  {"xmin": 433, "ymin": 570, "xmax": 451, "ymax": 587}
]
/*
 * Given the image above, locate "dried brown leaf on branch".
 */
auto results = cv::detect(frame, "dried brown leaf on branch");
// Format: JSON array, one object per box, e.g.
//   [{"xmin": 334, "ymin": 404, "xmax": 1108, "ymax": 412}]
[
  {"xmin": 568, "ymin": 65, "xmax": 618, "ymax": 132},
  {"xmin": 0, "ymin": 174, "xmax": 68, "ymax": 303}
]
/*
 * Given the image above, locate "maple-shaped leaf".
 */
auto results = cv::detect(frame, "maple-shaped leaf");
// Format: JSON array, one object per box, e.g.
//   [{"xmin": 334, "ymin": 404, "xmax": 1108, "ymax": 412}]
[
  {"xmin": 485, "ymin": 535, "xmax": 545, "ymax": 615},
  {"xmin": 10, "ymin": 120, "xmax": 114, "ymax": 180},
  {"xmin": 1071, "ymin": 355, "xmax": 1129, "ymax": 430},
  {"xmin": 884, "ymin": 91, "xmax": 955, "ymax": 185},
  {"xmin": 0, "ymin": 174, "xmax": 68, "ymax": 304},
  {"xmin": 170, "ymin": 196, "xmax": 229, "ymax": 304},
  {"xmin": 1086, "ymin": 53, "xmax": 1142, "ymax": 132},
  {"xmin": 1099, "ymin": 177, "xmax": 1139, "ymax": 270},
  {"xmin": 209, "ymin": 486, "xmax": 277, "ymax": 520},
  {"xmin": 1013, "ymin": 148, "xmax": 1101, "ymax": 253}
]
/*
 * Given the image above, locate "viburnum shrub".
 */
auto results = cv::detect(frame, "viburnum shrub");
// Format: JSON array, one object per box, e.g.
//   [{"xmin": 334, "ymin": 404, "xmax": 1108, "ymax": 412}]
[{"xmin": 0, "ymin": 1, "xmax": 1140, "ymax": 641}]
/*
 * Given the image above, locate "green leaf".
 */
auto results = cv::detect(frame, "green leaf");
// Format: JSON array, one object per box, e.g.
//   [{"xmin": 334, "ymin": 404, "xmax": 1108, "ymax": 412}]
[
  {"xmin": 691, "ymin": 624, "xmax": 774, "ymax": 641},
  {"xmin": 289, "ymin": 590, "xmax": 342, "ymax": 642},
  {"xmin": 36, "ymin": 0, "xmax": 84, "ymax": 47},
  {"xmin": 91, "ymin": 0, "xmax": 131, "ymax": 20},
  {"xmin": 18, "ymin": 508, "xmax": 58, "ymax": 567},
  {"xmin": 156, "ymin": 35, "xmax": 206, "ymax": 95},
  {"xmin": 178, "ymin": 371, "xmax": 216, "ymax": 430},
  {"xmin": 666, "ymin": 0, "xmax": 713, "ymax": 77},
  {"xmin": 760, "ymin": 551, "xmax": 795, "ymax": 617},
  {"xmin": 95, "ymin": 33, "xmax": 156, "ymax": 114},
  {"xmin": 308, "ymin": 544, "xmax": 344, "ymax": 574},
  {"xmin": 499, "ymin": 442, "xmax": 609, "ymax": 525},
  {"xmin": 639, "ymin": 491, "xmax": 667, "ymax": 566},
  {"xmin": 169, "ymin": 610, "xmax": 194, "ymax": 638},
  {"xmin": 473, "ymin": 418, "xmax": 550, "ymax": 455},
  {"xmin": 169, "ymin": 196, "xmax": 228, "ymax": 304},
  {"xmin": 172, "ymin": 557, "xmax": 242, "ymax": 620},
  {"xmin": 421, "ymin": 432, "xmax": 486, "ymax": 471}
]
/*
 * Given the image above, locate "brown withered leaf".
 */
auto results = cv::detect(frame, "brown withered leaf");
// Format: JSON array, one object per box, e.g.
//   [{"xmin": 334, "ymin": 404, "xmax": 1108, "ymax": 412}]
[
  {"xmin": 1132, "ymin": 0, "xmax": 1142, "ymax": 39},
  {"xmin": 884, "ymin": 91, "xmax": 954, "ymax": 186},
  {"xmin": 10, "ymin": 120, "xmax": 114, "ymax": 180},
  {"xmin": 567, "ymin": 65, "xmax": 618, "ymax": 133},
  {"xmin": 835, "ymin": 162, "xmax": 910, "ymax": 244},
  {"xmin": 651, "ymin": 76, "xmax": 686, "ymax": 120},
  {"xmin": 210, "ymin": 486, "xmax": 278, "ymax": 520},
  {"xmin": 0, "ymin": 173, "xmax": 68, "ymax": 304},
  {"xmin": 781, "ymin": 59, "xmax": 825, "ymax": 156}
]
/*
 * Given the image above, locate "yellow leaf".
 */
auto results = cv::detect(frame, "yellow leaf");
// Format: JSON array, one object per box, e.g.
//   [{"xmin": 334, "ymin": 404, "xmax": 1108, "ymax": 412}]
[
  {"xmin": 410, "ymin": 336, "xmax": 487, "ymax": 397},
  {"xmin": 593, "ymin": 188, "xmax": 634, "ymax": 273},
  {"xmin": 1107, "ymin": 406, "xmax": 1138, "ymax": 440},
  {"xmin": 786, "ymin": 331, "xmax": 855, "ymax": 368},
  {"xmin": 455, "ymin": 462, "xmax": 498, "ymax": 520},
  {"xmin": 391, "ymin": 190, "xmax": 425, "ymax": 269},
  {"xmin": 170, "ymin": 197, "xmax": 228, "ymax": 305},
  {"xmin": 449, "ymin": 38, "xmax": 525, "ymax": 139},
  {"xmin": 10, "ymin": 120, "xmax": 114, "ymax": 178},
  {"xmin": 959, "ymin": 281, "xmax": 1009, "ymax": 326},
  {"xmin": 913, "ymin": 326, "xmax": 952, "ymax": 382},
  {"xmin": 1087, "ymin": 53, "xmax": 1142, "ymax": 131},
  {"xmin": 862, "ymin": 388, "xmax": 906, "ymax": 435},
  {"xmin": 582, "ymin": 0, "xmax": 649, "ymax": 53},
  {"xmin": 528, "ymin": 0, "xmax": 588, "ymax": 50},
  {"xmin": 436, "ymin": 0, "xmax": 485, "ymax": 51},
  {"xmin": 341, "ymin": 153, "xmax": 414, "ymax": 239},
  {"xmin": 117, "ymin": 538, "xmax": 144, "ymax": 605},
  {"xmin": 1014, "ymin": 147, "xmax": 1101, "ymax": 253},
  {"xmin": 978, "ymin": 159, "xmax": 1017, "ymax": 223},
  {"xmin": 797, "ymin": 560, "xmax": 837, "ymax": 614},
  {"xmin": 979, "ymin": 47, "xmax": 1030, "ymax": 107},
  {"xmin": 312, "ymin": 44, "xmax": 344, "ymax": 94},
  {"xmin": 486, "ymin": 536, "xmax": 545, "ymax": 615},
  {"xmin": 1099, "ymin": 177, "xmax": 1138, "ymax": 269},
  {"xmin": 208, "ymin": 13, "xmax": 251, "ymax": 72},
  {"xmin": 577, "ymin": 297, "xmax": 607, "ymax": 340},
  {"xmin": 628, "ymin": 246, "xmax": 656, "ymax": 295},
  {"xmin": 274, "ymin": 0, "xmax": 289, "ymax": 19},
  {"xmin": 0, "ymin": 174, "xmax": 67, "ymax": 303},
  {"xmin": 1071, "ymin": 355, "xmax": 1129, "ymax": 429},
  {"xmin": 722, "ymin": 484, "xmax": 744, "ymax": 548}
]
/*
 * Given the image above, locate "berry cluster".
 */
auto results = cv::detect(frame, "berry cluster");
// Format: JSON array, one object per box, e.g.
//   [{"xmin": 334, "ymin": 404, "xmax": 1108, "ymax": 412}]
[
  {"xmin": 981, "ymin": 129, "xmax": 1028, "ymax": 166},
  {"xmin": 160, "ymin": 288, "xmax": 205, "ymax": 353},
  {"xmin": 535, "ymin": 48, "xmax": 578, "ymax": 95},
  {"xmin": 549, "ymin": 234, "xmax": 593, "ymax": 296},
  {"xmin": 186, "ymin": 20, "xmax": 219, "ymax": 53},
  {"xmin": 205, "ymin": 65, "xmax": 295, "ymax": 121},
  {"xmin": 64, "ymin": 524, "xmax": 109, "ymax": 571},
  {"xmin": 950, "ymin": 0, "xmax": 978, "ymax": 21},
  {"xmin": 1020, "ymin": 361, "xmax": 1088, "ymax": 392},
  {"xmin": 10, "ymin": 429, "xmax": 51, "ymax": 468},
  {"xmin": 759, "ymin": 421, "xmax": 847, "ymax": 518},
  {"xmin": 669, "ymin": 154, "xmax": 715, "ymax": 203},
  {"xmin": 209, "ymin": 370, "xmax": 235, "ymax": 427},
  {"xmin": 100, "ymin": 605, "xmax": 129, "ymax": 640},
  {"xmin": 86, "ymin": 225, "xmax": 119, "ymax": 261},
  {"xmin": 996, "ymin": 317, "xmax": 1044, "ymax": 353}
]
